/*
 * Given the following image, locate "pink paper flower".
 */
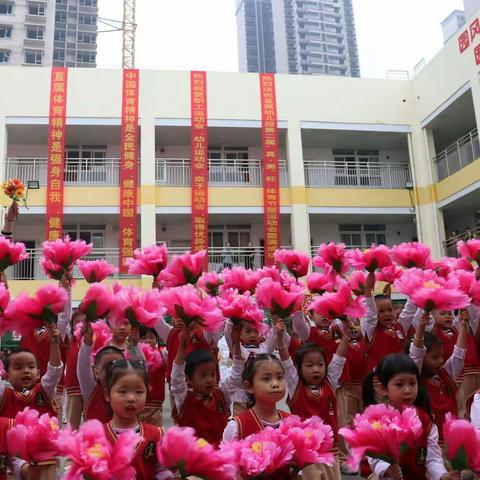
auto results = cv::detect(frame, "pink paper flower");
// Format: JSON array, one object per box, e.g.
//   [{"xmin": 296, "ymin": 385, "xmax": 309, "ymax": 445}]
[
  {"xmin": 346, "ymin": 244, "xmax": 392, "ymax": 273},
  {"xmin": 220, "ymin": 267, "xmax": 261, "ymax": 294},
  {"xmin": 7, "ymin": 408, "xmax": 59, "ymax": 462},
  {"xmin": 74, "ymin": 320, "xmax": 112, "ymax": 358},
  {"xmin": 2, "ymin": 284, "xmax": 67, "ymax": 335},
  {"xmin": 426, "ymin": 257, "xmax": 456, "ymax": 278},
  {"xmin": 158, "ymin": 284, "xmax": 224, "ymax": 331},
  {"xmin": 452, "ymin": 270, "xmax": 476, "ymax": 296},
  {"xmin": 310, "ymin": 280, "xmax": 366, "ymax": 321},
  {"xmin": 256, "ymin": 265, "xmax": 283, "ymax": 283},
  {"xmin": 375, "ymin": 265, "xmax": 403, "ymax": 285},
  {"xmin": 394, "ymin": 268, "xmax": 470, "ymax": 312},
  {"xmin": 41, "ymin": 236, "xmax": 92, "ymax": 280},
  {"xmin": 274, "ymin": 249, "xmax": 310, "ymax": 279},
  {"xmin": 159, "ymin": 250, "xmax": 206, "ymax": 287},
  {"xmin": 443, "ymin": 413, "xmax": 480, "ymax": 473},
  {"xmin": 55, "ymin": 419, "xmax": 141, "ymax": 480},
  {"xmin": 255, "ymin": 277, "xmax": 304, "ymax": 319},
  {"xmin": 125, "ymin": 342, "xmax": 163, "ymax": 371},
  {"xmin": 390, "ymin": 242, "xmax": 431, "ymax": 269},
  {"xmin": 0, "ymin": 237, "xmax": 28, "ymax": 272},
  {"xmin": 277, "ymin": 415, "xmax": 334, "ymax": 469},
  {"xmin": 457, "ymin": 239, "xmax": 480, "ymax": 264},
  {"xmin": 198, "ymin": 271, "xmax": 224, "ymax": 296},
  {"xmin": 108, "ymin": 285, "xmax": 163, "ymax": 328},
  {"xmin": 470, "ymin": 281, "xmax": 480, "ymax": 307},
  {"xmin": 157, "ymin": 426, "xmax": 236, "ymax": 480},
  {"xmin": 454, "ymin": 256, "xmax": 475, "ymax": 272},
  {"xmin": 348, "ymin": 271, "xmax": 367, "ymax": 296},
  {"xmin": 307, "ymin": 268, "xmax": 337, "ymax": 295},
  {"xmin": 78, "ymin": 259, "xmax": 118, "ymax": 283},
  {"xmin": 0, "ymin": 283, "xmax": 10, "ymax": 314},
  {"xmin": 313, "ymin": 242, "xmax": 348, "ymax": 276},
  {"xmin": 126, "ymin": 244, "xmax": 168, "ymax": 279},
  {"xmin": 78, "ymin": 283, "xmax": 114, "ymax": 321},
  {"xmin": 339, "ymin": 404, "xmax": 422, "ymax": 469}
]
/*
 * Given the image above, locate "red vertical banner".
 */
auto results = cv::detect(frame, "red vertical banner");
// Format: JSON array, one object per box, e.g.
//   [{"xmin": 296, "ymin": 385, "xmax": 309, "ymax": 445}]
[
  {"xmin": 119, "ymin": 69, "xmax": 140, "ymax": 272},
  {"xmin": 46, "ymin": 67, "xmax": 68, "ymax": 241},
  {"xmin": 260, "ymin": 73, "xmax": 280, "ymax": 265},
  {"xmin": 190, "ymin": 71, "xmax": 209, "ymax": 254}
]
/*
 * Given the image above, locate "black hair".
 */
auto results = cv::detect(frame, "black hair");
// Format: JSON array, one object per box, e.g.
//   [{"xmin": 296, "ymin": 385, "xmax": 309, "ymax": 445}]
[
  {"xmin": 242, "ymin": 353, "xmax": 284, "ymax": 408},
  {"xmin": 423, "ymin": 331, "xmax": 442, "ymax": 352},
  {"xmin": 139, "ymin": 325, "xmax": 159, "ymax": 341},
  {"xmin": 363, "ymin": 353, "xmax": 431, "ymax": 416},
  {"xmin": 3, "ymin": 349, "xmax": 39, "ymax": 371},
  {"xmin": 185, "ymin": 349, "xmax": 216, "ymax": 379},
  {"xmin": 93, "ymin": 345, "xmax": 124, "ymax": 368},
  {"xmin": 294, "ymin": 342, "xmax": 326, "ymax": 380},
  {"xmin": 374, "ymin": 294, "xmax": 392, "ymax": 302},
  {"xmin": 103, "ymin": 359, "xmax": 148, "ymax": 394}
]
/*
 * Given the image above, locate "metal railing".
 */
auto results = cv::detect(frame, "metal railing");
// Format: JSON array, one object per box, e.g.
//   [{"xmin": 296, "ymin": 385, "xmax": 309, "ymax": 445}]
[
  {"xmin": 434, "ymin": 128, "xmax": 480, "ymax": 181},
  {"xmin": 304, "ymin": 161, "xmax": 412, "ymax": 189},
  {"xmin": 5, "ymin": 158, "xmax": 124, "ymax": 187},
  {"xmin": 155, "ymin": 158, "xmax": 289, "ymax": 187},
  {"xmin": 310, "ymin": 244, "xmax": 371, "ymax": 257},
  {"xmin": 443, "ymin": 225, "xmax": 480, "ymax": 256}
]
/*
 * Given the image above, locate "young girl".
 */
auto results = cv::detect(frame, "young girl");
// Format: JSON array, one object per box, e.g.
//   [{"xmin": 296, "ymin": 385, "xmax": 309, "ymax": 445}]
[
  {"xmin": 362, "ymin": 353, "xmax": 455, "ymax": 480},
  {"xmin": 102, "ymin": 359, "xmax": 172, "ymax": 479},
  {"xmin": 171, "ymin": 327, "xmax": 244, "ymax": 445},
  {"xmin": 278, "ymin": 319, "xmax": 349, "ymax": 480}
]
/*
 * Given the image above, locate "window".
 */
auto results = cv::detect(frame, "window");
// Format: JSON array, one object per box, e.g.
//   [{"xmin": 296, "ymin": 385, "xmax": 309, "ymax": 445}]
[
  {"xmin": 53, "ymin": 49, "xmax": 64, "ymax": 61},
  {"xmin": 0, "ymin": 24, "xmax": 11, "ymax": 38},
  {"xmin": 78, "ymin": 13, "xmax": 96, "ymax": 25},
  {"xmin": 0, "ymin": 50, "xmax": 9, "ymax": 63},
  {"xmin": 64, "ymin": 226, "xmax": 105, "ymax": 249},
  {"xmin": 0, "ymin": 3, "xmax": 13, "ymax": 15},
  {"xmin": 339, "ymin": 224, "xmax": 386, "ymax": 248},
  {"xmin": 26, "ymin": 25, "xmax": 44, "ymax": 40},
  {"xmin": 80, "ymin": 0, "xmax": 97, "ymax": 5},
  {"xmin": 77, "ymin": 32, "xmax": 96, "ymax": 44},
  {"xmin": 77, "ymin": 51, "xmax": 95, "ymax": 63},
  {"xmin": 27, "ymin": 2, "xmax": 46, "ymax": 16},
  {"xmin": 56, "ymin": 0, "xmax": 67, "ymax": 3},
  {"xmin": 24, "ymin": 49, "xmax": 42, "ymax": 64},
  {"xmin": 54, "ymin": 30, "xmax": 65, "ymax": 41},
  {"xmin": 55, "ymin": 11, "xmax": 66, "ymax": 22}
]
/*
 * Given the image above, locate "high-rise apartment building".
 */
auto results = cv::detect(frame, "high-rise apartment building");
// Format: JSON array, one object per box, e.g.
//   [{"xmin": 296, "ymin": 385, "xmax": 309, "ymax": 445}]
[
  {"xmin": 236, "ymin": 0, "xmax": 360, "ymax": 77},
  {"xmin": 0, "ymin": 0, "xmax": 98, "ymax": 67}
]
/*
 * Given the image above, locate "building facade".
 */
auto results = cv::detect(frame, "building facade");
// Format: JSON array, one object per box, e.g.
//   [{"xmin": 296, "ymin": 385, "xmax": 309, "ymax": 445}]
[
  {"xmin": 0, "ymin": 0, "xmax": 98, "ymax": 67},
  {"xmin": 236, "ymin": 0, "xmax": 360, "ymax": 77},
  {"xmin": 1, "ymin": 5, "xmax": 480, "ymax": 301}
]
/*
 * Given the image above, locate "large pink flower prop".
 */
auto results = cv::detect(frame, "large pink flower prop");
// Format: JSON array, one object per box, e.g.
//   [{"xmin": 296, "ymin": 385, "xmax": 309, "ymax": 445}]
[
  {"xmin": 339, "ymin": 404, "xmax": 422, "ymax": 469},
  {"xmin": 220, "ymin": 267, "xmax": 261, "ymax": 294},
  {"xmin": 307, "ymin": 269, "xmax": 337, "ymax": 295},
  {"xmin": 394, "ymin": 268, "xmax": 470, "ymax": 312},
  {"xmin": 78, "ymin": 283, "xmax": 114, "ymax": 322},
  {"xmin": 125, "ymin": 342, "xmax": 163, "ymax": 371},
  {"xmin": 0, "ymin": 237, "xmax": 28, "ymax": 272},
  {"xmin": 74, "ymin": 320, "xmax": 112, "ymax": 359},
  {"xmin": 2, "ymin": 284, "xmax": 67, "ymax": 335},
  {"xmin": 126, "ymin": 244, "xmax": 168, "ymax": 279},
  {"xmin": 198, "ymin": 271, "xmax": 223, "ymax": 296},
  {"xmin": 41, "ymin": 236, "xmax": 92, "ymax": 280},
  {"xmin": 375, "ymin": 265, "xmax": 403, "ymax": 285},
  {"xmin": 256, "ymin": 265, "xmax": 283, "ymax": 283},
  {"xmin": 7, "ymin": 408, "xmax": 60, "ymax": 462},
  {"xmin": 390, "ymin": 241, "xmax": 431, "ymax": 269},
  {"xmin": 443, "ymin": 413, "xmax": 480, "ymax": 473},
  {"xmin": 78, "ymin": 259, "xmax": 118, "ymax": 283},
  {"xmin": 159, "ymin": 284, "xmax": 223, "ymax": 331},
  {"xmin": 346, "ymin": 244, "xmax": 392, "ymax": 273},
  {"xmin": 0, "ymin": 283, "xmax": 10, "ymax": 314},
  {"xmin": 313, "ymin": 242, "xmax": 348, "ymax": 276},
  {"xmin": 457, "ymin": 239, "xmax": 480, "ymax": 265},
  {"xmin": 157, "ymin": 426, "xmax": 236, "ymax": 480},
  {"xmin": 310, "ymin": 280, "xmax": 366, "ymax": 321},
  {"xmin": 255, "ymin": 277, "xmax": 304, "ymax": 319},
  {"xmin": 55, "ymin": 419, "xmax": 141, "ymax": 480},
  {"xmin": 274, "ymin": 249, "xmax": 310, "ymax": 279},
  {"xmin": 348, "ymin": 270, "xmax": 367, "ymax": 296},
  {"xmin": 159, "ymin": 250, "xmax": 206, "ymax": 287}
]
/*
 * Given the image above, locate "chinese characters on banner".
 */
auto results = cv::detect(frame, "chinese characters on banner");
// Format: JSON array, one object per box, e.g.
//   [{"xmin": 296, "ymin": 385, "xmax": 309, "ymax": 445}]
[
  {"xmin": 190, "ymin": 71, "xmax": 209, "ymax": 254},
  {"xmin": 46, "ymin": 67, "xmax": 68, "ymax": 242},
  {"xmin": 259, "ymin": 73, "xmax": 280, "ymax": 266},
  {"xmin": 119, "ymin": 69, "xmax": 139, "ymax": 272},
  {"xmin": 458, "ymin": 17, "xmax": 480, "ymax": 64}
]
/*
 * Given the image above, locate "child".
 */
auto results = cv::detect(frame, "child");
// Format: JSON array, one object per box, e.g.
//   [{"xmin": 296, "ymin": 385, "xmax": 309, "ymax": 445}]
[
  {"xmin": 102, "ymin": 359, "xmax": 172, "ymax": 479},
  {"xmin": 0, "ymin": 323, "xmax": 63, "ymax": 418},
  {"xmin": 409, "ymin": 311, "xmax": 467, "ymax": 440},
  {"xmin": 138, "ymin": 326, "xmax": 166, "ymax": 427},
  {"xmin": 362, "ymin": 353, "xmax": 455, "ymax": 480},
  {"xmin": 107, "ymin": 319, "xmax": 131, "ymax": 351},
  {"xmin": 278, "ymin": 319, "xmax": 350, "ymax": 480},
  {"xmin": 171, "ymin": 326, "xmax": 244, "ymax": 446}
]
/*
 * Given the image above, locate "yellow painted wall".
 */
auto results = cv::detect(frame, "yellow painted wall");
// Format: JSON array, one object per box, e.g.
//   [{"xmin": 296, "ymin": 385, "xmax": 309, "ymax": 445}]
[
  {"xmin": 306, "ymin": 188, "xmax": 412, "ymax": 207},
  {"xmin": 435, "ymin": 159, "xmax": 480, "ymax": 202}
]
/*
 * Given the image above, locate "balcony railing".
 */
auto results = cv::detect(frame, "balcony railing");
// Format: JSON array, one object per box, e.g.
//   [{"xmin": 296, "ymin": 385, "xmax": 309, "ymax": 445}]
[
  {"xmin": 310, "ymin": 244, "xmax": 371, "ymax": 258},
  {"xmin": 305, "ymin": 161, "xmax": 412, "ymax": 189},
  {"xmin": 434, "ymin": 128, "xmax": 480, "ymax": 181},
  {"xmin": 443, "ymin": 225, "xmax": 480, "ymax": 256},
  {"xmin": 5, "ymin": 158, "xmax": 123, "ymax": 187},
  {"xmin": 155, "ymin": 158, "xmax": 289, "ymax": 187}
]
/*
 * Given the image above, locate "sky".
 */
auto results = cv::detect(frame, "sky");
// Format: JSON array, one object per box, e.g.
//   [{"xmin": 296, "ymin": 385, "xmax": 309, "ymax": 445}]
[{"xmin": 97, "ymin": 0, "xmax": 465, "ymax": 78}]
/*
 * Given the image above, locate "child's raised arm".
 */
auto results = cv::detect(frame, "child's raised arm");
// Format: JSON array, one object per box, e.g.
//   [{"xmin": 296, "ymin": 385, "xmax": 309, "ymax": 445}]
[
  {"xmin": 171, "ymin": 328, "xmax": 191, "ymax": 412},
  {"xmin": 443, "ymin": 310, "xmax": 468, "ymax": 382},
  {"xmin": 40, "ymin": 322, "xmax": 64, "ymax": 401},
  {"xmin": 326, "ymin": 323, "xmax": 348, "ymax": 389},
  {"xmin": 408, "ymin": 311, "xmax": 429, "ymax": 373},
  {"xmin": 276, "ymin": 320, "xmax": 298, "ymax": 399},
  {"xmin": 361, "ymin": 272, "xmax": 378, "ymax": 341},
  {"xmin": 220, "ymin": 325, "xmax": 246, "ymax": 405},
  {"xmin": 76, "ymin": 319, "xmax": 96, "ymax": 402}
]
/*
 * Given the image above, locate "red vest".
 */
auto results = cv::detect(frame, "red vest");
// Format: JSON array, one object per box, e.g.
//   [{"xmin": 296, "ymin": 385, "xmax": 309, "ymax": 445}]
[
  {"xmin": 308, "ymin": 326, "xmax": 337, "ymax": 365},
  {"xmin": 424, "ymin": 369, "xmax": 457, "ymax": 442},
  {"xmin": 65, "ymin": 336, "xmax": 81, "ymax": 396},
  {"xmin": 84, "ymin": 382, "xmax": 111, "ymax": 423},
  {"xmin": 0, "ymin": 384, "xmax": 57, "ymax": 419},
  {"xmin": 104, "ymin": 422, "xmax": 162, "ymax": 480},
  {"xmin": 0, "ymin": 417, "xmax": 14, "ymax": 480},
  {"xmin": 288, "ymin": 336, "xmax": 302, "ymax": 361},
  {"xmin": 233, "ymin": 409, "xmax": 291, "ymax": 480},
  {"xmin": 287, "ymin": 379, "xmax": 338, "ymax": 440},
  {"xmin": 173, "ymin": 388, "xmax": 229, "ymax": 446},
  {"xmin": 465, "ymin": 330, "xmax": 480, "ymax": 374},
  {"xmin": 340, "ymin": 338, "xmax": 368, "ymax": 385},
  {"xmin": 366, "ymin": 323, "xmax": 405, "ymax": 371},
  {"xmin": 433, "ymin": 326, "xmax": 457, "ymax": 361},
  {"xmin": 146, "ymin": 360, "xmax": 166, "ymax": 408}
]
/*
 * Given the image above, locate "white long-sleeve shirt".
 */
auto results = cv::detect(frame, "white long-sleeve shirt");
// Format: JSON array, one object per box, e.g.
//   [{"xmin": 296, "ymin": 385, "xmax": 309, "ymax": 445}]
[
  {"xmin": 470, "ymin": 393, "xmax": 480, "ymax": 429},
  {"xmin": 222, "ymin": 412, "xmax": 283, "ymax": 443},
  {"xmin": 154, "ymin": 317, "xmax": 223, "ymax": 346}
]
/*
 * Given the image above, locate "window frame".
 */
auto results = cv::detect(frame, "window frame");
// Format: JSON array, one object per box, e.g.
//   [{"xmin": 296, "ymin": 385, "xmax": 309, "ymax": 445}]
[
  {"xmin": 24, "ymin": 49, "xmax": 43, "ymax": 65},
  {"xmin": 25, "ymin": 25, "xmax": 44, "ymax": 40},
  {"xmin": 0, "ymin": 49, "xmax": 10, "ymax": 63},
  {"xmin": 27, "ymin": 2, "xmax": 46, "ymax": 16}
]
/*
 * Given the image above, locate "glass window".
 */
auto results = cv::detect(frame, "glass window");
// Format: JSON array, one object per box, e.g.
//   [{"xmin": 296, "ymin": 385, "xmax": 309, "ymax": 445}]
[
  {"xmin": 0, "ymin": 50, "xmax": 10, "ymax": 63},
  {"xmin": 0, "ymin": 24, "xmax": 11, "ymax": 38},
  {"xmin": 55, "ymin": 11, "xmax": 66, "ymax": 22},
  {"xmin": 80, "ymin": 0, "xmax": 97, "ymax": 5},
  {"xmin": 54, "ymin": 30, "xmax": 65, "ymax": 41},
  {"xmin": 53, "ymin": 49, "xmax": 64, "ymax": 61},
  {"xmin": 0, "ymin": 3, "xmax": 13, "ymax": 15},
  {"xmin": 78, "ymin": 14, "xmax": 96, "ymax": 25},
  {"xmin": 77, "ymin": 51, "xmax": 96, "ymax": 63},
  {"xmin": 27, "ymin": 2, "xmax": 46, "ymax": 16},
  {"xmin": 26, "ymin": 25, "xmax": 44, "ymax": 40},
  {"xmin": 77, "ymin": 32, "xmax": 96, "ymax": 44},
  {"xmin": 24, "ymin": 49, "xmax": 42, "ymax": 64},
  {"xmin": 56, "ymin": 0, "xmax": 67, "ymax": 4}
]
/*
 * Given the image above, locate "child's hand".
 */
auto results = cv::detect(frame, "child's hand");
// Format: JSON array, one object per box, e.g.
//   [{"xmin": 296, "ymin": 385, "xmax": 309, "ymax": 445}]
[
  {"xmin": 152, "ymin": 278, "xmax": 160, "ymax": 290},
  {"xmin": 179, "ymin": 328, "xmax": 191, "ymax": 349},
  {"xmin": 59, "ymin": 271, "xmax": 72, "ymax": 291},
  {"xmin": 418, "ymin": 311, "xmax": 430, "ymax": 330},
  {"xmin": 276, "ymin": 319, "xmax": 286, "ymax": 338},
  {"xmin": 440, "ymin": 472, "xmax": 462, "ymax": 480},
  {"xmin": 460, "ymin": 308, "xmax": 471, "ymax": 327},
  {"xmin": 20, "ymin": 462, "xmax": 41, "ymax": 480},
  {"xmin": 382, "ymin": 283, "xmax": 391, "ymax": 297},
  {"xmin": 384, "ymin": 463, "xmax": 403, "ymax": 480},
  {"xmin": 5, "ymin": 201, "xmax": 18, "ymax": 223},
  {"xmin": 81, "ymin": 319, "xmax": 94, "ymax": 346},
  {"xmin": 0, "ymin": 271, "xmax": 8, "ymax": 290},
  {"xmin": 365, "ymin": 272, "xmax": 375, "ymax": 296},
  {"xmin": 46, "ymin": 322, "xmax": 60, "ymax": 342},
  {"xmin": 231, "ymin": 324, "xmax": 241, "ymax": 345},
  {"xmin": 271, "ymin": 314, "xmax": 280, "ymax": 326},
  {"xmin": 127, "ymin": 326, "xmax": 140, "ymax": 347}
]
